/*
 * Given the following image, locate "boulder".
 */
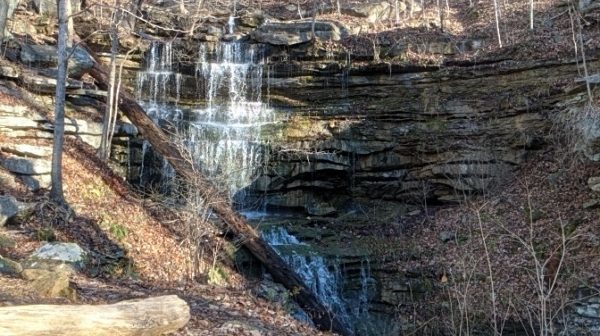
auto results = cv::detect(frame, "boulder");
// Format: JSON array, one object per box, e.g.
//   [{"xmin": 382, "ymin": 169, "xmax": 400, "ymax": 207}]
[
  {"xmin": 438, "ymin": 231, "xmax": 455, "ymax": 243},
  {"xmin": 0, "ymin": 157, "xmax": 51, "ymax": 175},
  {"xmin": 342, "ymin": 1, "xmax": 392, "ymax": 23},
  {"xmin": 19, "ymin": 44, "xmax": 94, "ymax": 77},
  {"xmin": 588, "ymin": 176, "xmax": 600, "ymax": 192},
  {"xmin": 18, "ymin": 174, "xmax": 51, "ymax": 191},
  {"xmin": 0, "ymin": 254, "xmax": 22, "ymax": 275},
  {"xmin": 0, "ymin": 195, "xmax": 34, "ymax": 226},
  {"xmin": 27, "ymin": 242, "xmax": 87, "ymax": 270},
  {"xmin": 1, "ymin": 144, "xmax": 52, "ymax": 158},
  {"xmin": 21, "ymin": 265, "xmax": 74, "ymax": 299},
  {"xmin": 251, "ymin": 20, "xmax": 349, "ymax": 46},
  {"xmin": 253, "ymin": 280, "xmax": 312, "ymax": 324},
  {"xmin": 218, "ymin": 321, "xmax": 266, "ymax": 336}
]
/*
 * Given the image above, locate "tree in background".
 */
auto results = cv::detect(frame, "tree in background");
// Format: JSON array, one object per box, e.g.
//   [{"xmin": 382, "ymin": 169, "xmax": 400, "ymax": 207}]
[
  {"xmin": 98, "ymin": 0, "xmax": 123, "ymax": 161},
  {"xmin": 50, "ymin": 0, "xmax": 70, "ymax": 205}
]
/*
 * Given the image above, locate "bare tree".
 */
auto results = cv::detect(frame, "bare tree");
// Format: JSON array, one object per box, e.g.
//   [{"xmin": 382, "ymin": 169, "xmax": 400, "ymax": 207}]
[
  {"xmin": 573, "ymin": 5, "xmax": 593, "ymax": 104},
  {"xmin": 0, "ymin": 0, "xmax": 8, "ymax": 41},
  {"xmin": 50, "ymin": 0, "xmax": 70, "ymax": 205},
  {"xmin": 530, "ymin": 0, "xmax": 534, "ymax": 30},
  {"xmin": 493, "ymin": 0, "xmax": 503, "ymax": 47},
  {"xmin": 98, "ymin": 1, "xmax": 122, "ymax": 160}
]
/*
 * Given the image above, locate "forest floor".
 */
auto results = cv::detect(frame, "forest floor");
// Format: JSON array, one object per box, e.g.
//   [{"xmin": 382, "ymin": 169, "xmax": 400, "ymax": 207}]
[{"xmin": 0, "ymin": 137, "xmax": 330, "ymax": 336}]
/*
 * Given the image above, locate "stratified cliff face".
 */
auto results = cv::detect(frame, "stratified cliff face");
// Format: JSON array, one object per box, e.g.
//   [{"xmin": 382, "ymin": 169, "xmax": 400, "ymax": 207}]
[{"xmin": 247, "ymin": 54, "xmax": 595, "ymax": 214}]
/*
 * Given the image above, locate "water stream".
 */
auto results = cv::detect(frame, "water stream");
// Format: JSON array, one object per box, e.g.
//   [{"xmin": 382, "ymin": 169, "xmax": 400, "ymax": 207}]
[{"xmin": 135, "ymin": 40, "xmax": 375, "ymax": 334}]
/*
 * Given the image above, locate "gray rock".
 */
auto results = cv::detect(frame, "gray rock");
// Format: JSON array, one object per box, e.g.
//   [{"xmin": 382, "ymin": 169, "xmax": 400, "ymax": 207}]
[
  {"xmin": 28, "ymin": 242, "xmax": 87, "ymax": 270},
  {"xmin": 588, "ymin": 176, "xmax": 600, "ymax": 192},
  {"xmin": 1, "ymin": 144, "xmax": 52, "ymax": 158},
  {"xmin": 254, "ymin": 280, "xmax": 312, "ymax": 325},
  {"xmin": 438, "ymin": 231, "xmax": 456, "ymax": 243},
  {"xmin": 0, "ymin": 195, "xmax": 33, "ymax": 226},
  {"xmin": 21, "ymin": 264, "xmax": 74, "ymax": 299},
  {"xmin": 0, "ymin": 157, "xmax": 51, "ymax": 175},
  {"xmin": 18, "ymin": 174, "xmax": 51, "ymax": 191},
  {"xmin": 0, "ymin": 255, "xmax": 22, "ymax": 275},
  {"xmin": 218, "ymin": 320, "xmax": 265, "ymax": 336},
  {"xmin": 115, "ymin": 122, "xmax": 138, "ymax": 137},
  {"xmin": 579, "ymin": 0, "xmax": 600, "ymax": 12},
  {"xmin": 0, "ymin": 116, "xmax": 39, "ymax": 129},
  {"xmin": 583, "ymin": 199, "xmax": 600, "ymax": 209},
  {"xmin": 342, "ymin": 1, "xmax": 392, "ymax": 23},
  {"xmin": 20, "ymin": 44, "xmax": 94, "ymax": 77},
  {"xmin": 251, "ymin": 20, "xmax": 349, "ymax": 46}
]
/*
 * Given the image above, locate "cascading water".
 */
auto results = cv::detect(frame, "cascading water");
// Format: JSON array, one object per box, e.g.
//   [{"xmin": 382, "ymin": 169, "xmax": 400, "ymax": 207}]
[
  {"xmin": 262, "ymin": 226, "xmax": 374, "ymax": 333},
  {"xmin": 135, "ymin": 40, "xmax": 374, "ymax": 333},
  {"xmin": 190, "ymin": 42, "xmax": 271, "ymax": 202},
  {"xmin": 136, "ymin": 41, "xmax": 271, "ymax": 203}
]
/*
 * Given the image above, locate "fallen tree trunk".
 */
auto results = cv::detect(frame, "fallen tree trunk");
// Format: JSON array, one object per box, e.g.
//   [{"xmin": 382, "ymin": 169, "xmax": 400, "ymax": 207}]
[
  {"xmin": 81, "ymin": 43, "xmax": 353, "ymax": 336},
  {"xmin": 0, "ymin": 295, "xmax": 189, "ymax": 336}
]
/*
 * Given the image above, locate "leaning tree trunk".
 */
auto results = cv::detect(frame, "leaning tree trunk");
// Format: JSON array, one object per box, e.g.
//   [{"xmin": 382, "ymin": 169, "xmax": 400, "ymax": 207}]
[
  {"xmin": 0, "ymin": 295, "xmax": 189, "ymax": 336},
  {"xmin": 79, "ymin": 41, "xmax": 353, "ymax": 336}
]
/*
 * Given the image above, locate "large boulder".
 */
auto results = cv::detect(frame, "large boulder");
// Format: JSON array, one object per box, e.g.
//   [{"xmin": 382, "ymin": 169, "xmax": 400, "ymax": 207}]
[
  {"xmin": 19, "ymin": 44, "xmax": 94, "ymax": 78},
  {"xmin": 251, "ymin": 20, "xmax": 349, "ymax": 46},
  {"xmin": 0, "ymin": 157, "xmax": 51, "ymax": 175},
  {"xmin": 26, "ymin": 242, "xmax": 87, "ymax": 270},
  {"xmin": 21, "ymin": 264, "xmax": 74, "ymax": 299}
]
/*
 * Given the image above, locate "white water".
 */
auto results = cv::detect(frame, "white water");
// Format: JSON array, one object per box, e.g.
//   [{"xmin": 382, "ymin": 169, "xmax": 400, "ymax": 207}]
[
  {"xmin": 136, "ymin": 41, "xmax": 273, "ymax": 200},
  {"xmin": 262, "ymin": 226, "xmax": 373, "ymax": 333}
]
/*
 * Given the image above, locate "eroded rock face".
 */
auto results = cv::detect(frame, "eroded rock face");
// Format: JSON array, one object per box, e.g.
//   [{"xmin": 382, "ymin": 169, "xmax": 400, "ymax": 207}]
[
  {"xmin": 20, "ymin": 44, "xmax": 94, "ymax": 78},
  {"xmin": 251, "ymin": 20, "xmax": 350, "ymax": 46},
  {"xmin": 246, "ymin": 58, "xmax": 589, "ymax": 212}
]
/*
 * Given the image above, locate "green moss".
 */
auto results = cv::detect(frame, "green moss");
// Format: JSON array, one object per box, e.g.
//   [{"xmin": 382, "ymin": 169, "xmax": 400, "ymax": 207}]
[{"xmin": 208, "ymin": 265, "xmax": 228, "ymax": 286}]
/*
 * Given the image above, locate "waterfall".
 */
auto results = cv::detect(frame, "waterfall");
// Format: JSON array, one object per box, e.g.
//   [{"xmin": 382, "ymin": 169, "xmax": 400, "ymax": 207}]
[
  {"xmin": 189, "ymin": 42, "xmax": 271, "ymax": 202},
  {"xmin": 135, "ymin": 41, "xmax": 374, "ymax": 333},
  {"xmin": 136, "ymin": 41, "xmax": 272, "ymax": 203},
  {"xmin": 262, "ymin": 226, "xmax": 373, "ymax": 333}
]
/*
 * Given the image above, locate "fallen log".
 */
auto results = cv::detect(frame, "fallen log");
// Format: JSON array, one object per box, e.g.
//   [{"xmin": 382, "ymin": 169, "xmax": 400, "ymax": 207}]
[
  {"xmin": 0, "ymin": 295, "xmax": 190, "ymax": 336},
  {"xmin": 81, "ymin": 42, "xmax": 353, "ymax": 336}
]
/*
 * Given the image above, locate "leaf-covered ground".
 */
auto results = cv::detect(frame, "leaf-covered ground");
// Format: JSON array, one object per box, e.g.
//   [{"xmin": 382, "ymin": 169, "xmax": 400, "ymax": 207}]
[{"xmin": 0, "ymin": 137, "xmax": 331, "ymax": 336}]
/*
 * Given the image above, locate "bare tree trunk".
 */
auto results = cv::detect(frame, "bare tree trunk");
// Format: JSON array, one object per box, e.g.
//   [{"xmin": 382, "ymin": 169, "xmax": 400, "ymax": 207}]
[
  {"xmin": 568, "ymin": 5, "xmax": 581, "ymax": 76},
  {"xmin": 297, "ymin": 0, "xmax": 303, "ymax": 19},
  {"xmin": 0, "ymin": 295, "xmax": 189, "ymax": 336},
  {"xmin": 98, "ymin": 2, "xmax": 121, "ymax": 160},
  {"xmin": 0, "ymin": 0, "xmax": 8, "ymax": 41},
  {"xmin": 493, "ymin": 0, "xmax": 503, "ymax": 47},
  {"xmin": 575, "ymin": 7, "xmax": 592, "ymax": 103},
  {"xmin": 310, "ymin": 0, "xmax": 318, "ymax": 41},
  {"xmin": 66, "ymin": 0, "xmax": 74, "ymax": 46},
  {"xmin": 530, "ymin": 0, "xmax": 534, "ymax": 30},
  {"xmin": 50, "ymin": 0, "xmax": 69, "ymax": 205},
  {"xmin": 395, "ymin": 0, "xmax": 401, "ymax": 24}
]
